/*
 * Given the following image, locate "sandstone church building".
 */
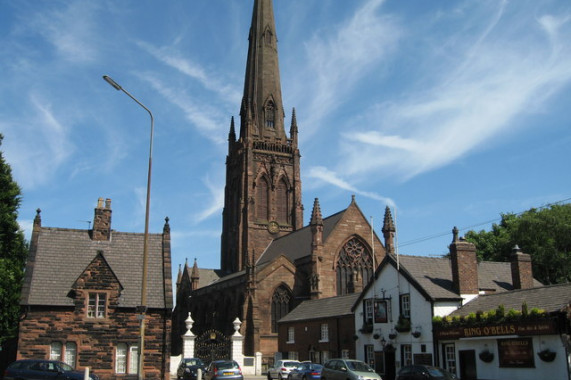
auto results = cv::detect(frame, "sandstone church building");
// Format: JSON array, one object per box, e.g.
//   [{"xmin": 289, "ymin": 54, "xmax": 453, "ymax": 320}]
[{"xmin": 171, "ymin": 0, "xmax": 396, "ymax": 364}]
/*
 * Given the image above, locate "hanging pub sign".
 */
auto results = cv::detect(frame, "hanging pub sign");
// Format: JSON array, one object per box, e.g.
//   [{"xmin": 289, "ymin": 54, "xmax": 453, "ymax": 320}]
[
  {"xmin": 375, "ymin": 300, "xmax": 388, "ymax": 323},
  {"xmin": 497, "ymin": 338, "xmax": 535, "ymax": 368}
]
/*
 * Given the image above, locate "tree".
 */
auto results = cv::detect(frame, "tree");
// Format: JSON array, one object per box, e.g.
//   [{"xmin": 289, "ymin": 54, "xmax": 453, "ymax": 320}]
[
  {"xmin": 465, "ymin": 204, "xmax": 571, "ymax": 285},
  {"xmin": 0, "ymin": 134, "xmax": 28, "ymax": 345}
]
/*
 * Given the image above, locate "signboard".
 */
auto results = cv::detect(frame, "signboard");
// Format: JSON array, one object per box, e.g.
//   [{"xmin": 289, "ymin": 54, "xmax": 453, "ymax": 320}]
[
  {"xmin": 433, "ymin": 318, "xmax": 558, "ymax": 340},
  {"xmin": 498, "ymin": 338, "xmax": 535, "ymax": 368},
  {"xmin": 375, "ymin": 300, "xmax": 388, "ymax": 323}
]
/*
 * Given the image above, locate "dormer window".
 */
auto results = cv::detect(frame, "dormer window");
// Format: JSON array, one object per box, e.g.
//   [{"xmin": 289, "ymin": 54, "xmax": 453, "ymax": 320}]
[{"xmin": 87, "ymin": 292, "xmax": 107, "ymax": 318}]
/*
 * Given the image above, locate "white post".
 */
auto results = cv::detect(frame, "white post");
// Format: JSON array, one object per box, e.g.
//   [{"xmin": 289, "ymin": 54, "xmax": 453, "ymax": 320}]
[{"xmin": 83, "ymin": 367, "xmax": 89, "ymax": 380}]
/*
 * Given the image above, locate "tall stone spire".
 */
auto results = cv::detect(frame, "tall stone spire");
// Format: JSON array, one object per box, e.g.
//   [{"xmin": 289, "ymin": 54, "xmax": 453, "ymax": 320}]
[
  {"xmin": 240, "ymin": 0, "xmax": 286, "ymax": 141},
  {"xmin": 382, "ymin": 206, "xmax": 396, "ymax": 254},
  {"xmin": 221, "ymin": 0, "xmax": 303, "ymax": 274}
]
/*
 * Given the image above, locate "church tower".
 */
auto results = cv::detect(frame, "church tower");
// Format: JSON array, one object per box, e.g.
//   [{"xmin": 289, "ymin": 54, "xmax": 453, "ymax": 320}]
[{"xmin": 221, "ymin": 0, "xmax": 303, "ymax": 274}]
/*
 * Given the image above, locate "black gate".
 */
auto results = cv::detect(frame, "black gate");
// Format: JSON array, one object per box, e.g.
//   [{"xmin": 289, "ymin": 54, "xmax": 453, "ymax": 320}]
[{"xmin": 195, "ymin": 329, "xmax": 232, "ymax": 365}]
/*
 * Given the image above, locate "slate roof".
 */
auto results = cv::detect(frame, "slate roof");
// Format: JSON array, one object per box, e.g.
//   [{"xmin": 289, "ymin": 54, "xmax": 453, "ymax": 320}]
[
  {"xmin": 365, "ymin": 254, "xmax": 542, "ymax": 302},
  {"xmin": 278, "ymin": 293, "xmax": 360, "ymax": 323},
  {"xmin": 257, "ymin": 210, "xmax": 345, "ymax": 265},
  {"xmin": 21, "ymin": 227, "xmax": 172, "ymax": 309},
  {"xmin": 448, "ymin": 282, "xmax": 571, "ymax": 317}
]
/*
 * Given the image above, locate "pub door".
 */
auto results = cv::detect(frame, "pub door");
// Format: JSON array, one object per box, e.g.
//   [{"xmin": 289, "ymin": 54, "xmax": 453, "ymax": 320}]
[{"xmin": 459, "ymin": 350, "xmax": 477, "ymax": 380}]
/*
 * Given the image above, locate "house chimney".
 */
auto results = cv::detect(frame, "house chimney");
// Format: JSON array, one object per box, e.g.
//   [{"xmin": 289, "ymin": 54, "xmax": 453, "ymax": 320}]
[
  {"xmin": 92, "ymin": 198, "xmax": 112, "ymax": 241},
  {"xmin": 449, "ymin": 227, "xmax": 479, "ymax": 295},
  {"xmin": 510, "ymin": 245, "xmax": 534, "ymax": 289}
]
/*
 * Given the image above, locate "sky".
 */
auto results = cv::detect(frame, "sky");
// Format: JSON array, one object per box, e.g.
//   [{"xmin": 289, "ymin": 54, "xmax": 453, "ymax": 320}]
[{"xmin": 2, "ymin": 0, "xmax": 571, "ymax": 283}]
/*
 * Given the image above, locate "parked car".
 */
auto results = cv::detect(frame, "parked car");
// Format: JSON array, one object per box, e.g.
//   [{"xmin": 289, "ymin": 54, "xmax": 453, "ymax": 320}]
[
  {"xmin": 204, "ymin": 360, "xmax": 243, "ymax": 380},
  {"xmin": 396, "ymin": 365, "xmax": 456, "ymax": 380},
  {"xmin": 177, "ymin": 358, "xmax": 207, "ymax": 380},
  {"xmin": 267, "ymin": 360, "xmax": 301, "ymax": 380},
  {"xmin": 288, "ymin": 363, "xmax": 323, "ymax": 380},
  {"xmin": 3, "ymin": 359, "xmax": 99, "ymax": 380},
  {"xmin": 320, "ymin": 359, "xmax": 382, "ymax": 380}
]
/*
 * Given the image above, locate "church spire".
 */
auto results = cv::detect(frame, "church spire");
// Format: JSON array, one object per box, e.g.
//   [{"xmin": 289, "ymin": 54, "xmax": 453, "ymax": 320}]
[{"xmin": 240, "ymin": 0, "xmax": 286, "ymax": 141}]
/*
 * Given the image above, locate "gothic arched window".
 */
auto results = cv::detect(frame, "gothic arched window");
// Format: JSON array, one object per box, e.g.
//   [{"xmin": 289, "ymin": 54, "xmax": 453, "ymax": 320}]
[
  {"xmin": 276, "ymin": 179, "xmax": 289, "ymax": 224},
  {"xmin": 336, "ymin": 238, "xmax": 373, "ymax": 295},
  {"xmin": 256, "ymin": 178, "xmax": 269, "ymax": 220},
  {"xmin": 271, "ymin": 285, "xmax": 292, "ymax": 333},
  {"xmin": 265, "ymin": 101, "xmax": 275, "ymax": 129}
]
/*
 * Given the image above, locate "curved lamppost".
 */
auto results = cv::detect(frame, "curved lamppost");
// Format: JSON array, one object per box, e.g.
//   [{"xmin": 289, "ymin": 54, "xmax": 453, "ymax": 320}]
[{"xmin": 103, "ymin": 75, "xmax": 154, "ymax": 380}]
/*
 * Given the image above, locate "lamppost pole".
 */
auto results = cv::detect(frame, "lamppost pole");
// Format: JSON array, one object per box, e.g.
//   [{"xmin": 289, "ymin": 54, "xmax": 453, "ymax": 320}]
[{"xmin": 103, "ymin": 75, "xmax": 154, "ymax": 380}]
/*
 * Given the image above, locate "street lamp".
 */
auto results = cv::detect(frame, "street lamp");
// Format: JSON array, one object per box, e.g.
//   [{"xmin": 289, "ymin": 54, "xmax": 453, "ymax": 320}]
[{"xmin": 103, "ymin": 75, "xmax": 154, "ymax": 380}]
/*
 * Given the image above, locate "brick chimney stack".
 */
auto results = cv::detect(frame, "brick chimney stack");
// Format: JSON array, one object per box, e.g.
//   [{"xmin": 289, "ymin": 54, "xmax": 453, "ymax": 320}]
[
  {"xmin": 510, "ymin": 245, "xmax": 534, "ymax": 289},
  {"xmin": 449, "ymin": 226, "xmax": 479, "ymax": 296},
  {"xmin": 92, "ymin": 197, "xmax": 112, "ymax": 241}
]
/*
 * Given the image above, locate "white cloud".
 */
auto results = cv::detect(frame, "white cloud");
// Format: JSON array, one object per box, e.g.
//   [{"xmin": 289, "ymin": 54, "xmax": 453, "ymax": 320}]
[{"xmin": 192, "ymin": 174, "xmax": 224, "ymax": 224}]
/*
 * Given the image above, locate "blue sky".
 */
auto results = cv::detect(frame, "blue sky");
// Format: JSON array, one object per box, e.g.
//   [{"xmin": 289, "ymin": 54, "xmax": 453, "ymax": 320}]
[{"xmin": 2, "ymin": 0, "xmax": 570, "ymax": 280}]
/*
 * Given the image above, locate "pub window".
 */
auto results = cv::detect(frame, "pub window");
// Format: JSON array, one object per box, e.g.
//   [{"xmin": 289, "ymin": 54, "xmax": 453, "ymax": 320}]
[
  {"xmin": 129, "ymin": 346, "xmax": 139, "ymax": 374},
  {"xmin": 364, "ymin": 299, "xmax": 374, "ymax": 324},
  {"xmin": 400, "ymin": 294, "xmax": 410, "ymax": 319},
  {"xmin": 288, "ymin": 351, "xmax": 299, "ymax": 360},
  {"xmin": 401, "ymin": 344, "xmax": 412, "ymax": 366},
  {"xmin": 87, "ymin": 292, "xmax": 107, "ymax": 318},
  {"xmin": 444, "ymin": 344, "xmax": 456, "ymax": 375},
  {"xmin": 365, "ymin": 345, "xmax": 375, "ymax": 368},
  {"xmin": 116, "ymin": 343, "xmax": 138, "ymax": 374},
  {"xmin": 341, "ymin": 350, "xmax": 350, "ymax": 359}
]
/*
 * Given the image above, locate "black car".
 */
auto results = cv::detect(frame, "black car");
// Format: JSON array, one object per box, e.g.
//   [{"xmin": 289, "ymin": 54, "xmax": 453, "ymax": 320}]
[
  {"xmin": 177, "ymin": 358, "xmax": 207, "ymax": 380},
  {"xmin": 396, "ymin": 365, "xmax": 456, "ymax": 380},
  {"xmin": 3, "ymin": 359, "xmax": 99, "ymax": 380}
]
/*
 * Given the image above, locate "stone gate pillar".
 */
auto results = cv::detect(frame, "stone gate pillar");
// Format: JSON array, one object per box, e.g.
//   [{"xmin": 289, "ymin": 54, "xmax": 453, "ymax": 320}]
[
  {"xmin": 232, "ymin": 318, "xmax": 244, "ymax": 365},
  {"xmin": 182, "ymin": 313, "xmax": 196, "ymax": 358}
]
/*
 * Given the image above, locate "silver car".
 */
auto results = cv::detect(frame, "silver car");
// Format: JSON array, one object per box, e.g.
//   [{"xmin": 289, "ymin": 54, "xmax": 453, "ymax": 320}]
[
  {"xmin": 267, "ymin": 360, "xmax": 301, "ymax": 380},
  {"xmin": 320, "ymin": 359, "xmax": 382, "ymax": 380}
]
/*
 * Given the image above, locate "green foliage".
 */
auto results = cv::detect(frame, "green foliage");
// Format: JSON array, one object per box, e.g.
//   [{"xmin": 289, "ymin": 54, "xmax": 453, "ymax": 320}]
[
  {"xmin": 432, "ymin": 303, "xmax": 547, "ymax": 328},
  {"xmin": 395, "ymin": 315, "xmax": 411, "ymax": 332},
  {"xmin": 0, "ymin": 135, "xmax": 28, "ymax": 344},
  {"xmin": 465, "ymin": 204, "xmax": 571, "ymax": 284}
]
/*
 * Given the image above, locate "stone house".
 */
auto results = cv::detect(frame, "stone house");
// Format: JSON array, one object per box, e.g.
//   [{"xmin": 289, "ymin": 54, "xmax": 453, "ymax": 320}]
[
  {"xmin": 277, "ymin": 293, "xmax": 360, "ymax": 363},
  {"xmin": 18, "ymin": 198, "xmax": 173, "ymax": 380},
  {"xmin": 352, "ymin": 230, "xmax": 540, "ymax": 380}
]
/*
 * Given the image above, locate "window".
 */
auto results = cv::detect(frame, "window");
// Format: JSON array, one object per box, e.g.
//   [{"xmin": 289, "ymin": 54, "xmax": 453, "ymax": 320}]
[
  {"xmin": 365, "ymin": 345, "xmax": 375, "ymax": 368},
  {"xmin": 400, "ymin": 294, "xmax": 410, "ymax": 319},
  {"xmin": 288, "ymin": 352, "xmax": 299, "ymax": 360},
  {"xmin": 321, "ymin": 351, "xmax": 330, "ymax": 363},
  {"xmin": 88, "ymin": 293, "xmax": 107, "ymax": 318},
  {"xmin": 364, "ymin": 299, "xmax": 374, "ymax": 324},
  {"xmin": 336, "ymin": 238, "xmax": 373, "ymax": 295},
  {"xmin": 256, "ymin": 178, "xmax": 269, "ymax": 221},
  {"xmin": 287, "ymin": 327, "xmax": 295, "ymax": 343},
  {"xmin": 401, "ymin": 344, "xmax": 412, "ymax": 366},
  {"xmin": 116, "ymin": 344, "xmax": 138, "ymax": 374},
  {"xmin": 50, "ymin": 342, "xmax": 62, "ymax": 361},
  {"xmin": 341, "ymin": 350, "xmax": 350, "ymax": 359},
  {"xmin": 265, "ymin": 101, "xmax": 276, "ymax": 129},
  {"xmin": 276, "ymin": 179, "xmax": 289, "ymax": 224},
  {"xmin": 116, "ymin": 344, "xmax": 127, "ymax": 374},
  {"xmin": 320, "ymin": 324, "xmax": 329, "ymax": 342},
  {"xmin": 271, "ymin": 286, "xmax": 292, "ymax": 333},
  {"xmin": 64, "ymin": 342, "xmax": 77, "ymax": 367},
  {"xmin": 129, "ymin": 346, "xmax": 139, "ymax": 374},
  {"xmin": 444, "ymin": 344, "xmax": 456, "ymax": 375}
]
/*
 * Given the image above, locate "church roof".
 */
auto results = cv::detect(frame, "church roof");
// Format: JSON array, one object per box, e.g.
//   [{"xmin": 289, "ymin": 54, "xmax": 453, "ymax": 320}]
[
  {"xmin": 20, "ymin": 227, "xmax": 172, "ymax": 309},
  {"xmin": 448, "ymin": 282, "xmax": 571, "ymax": 317},
  {"xmin": 278, "ymin": 293, "xmax": 360, "ymax": 323},
  {"xmin": 256, "ymin": 209, "xmax": 346, "ymax": 265}
]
